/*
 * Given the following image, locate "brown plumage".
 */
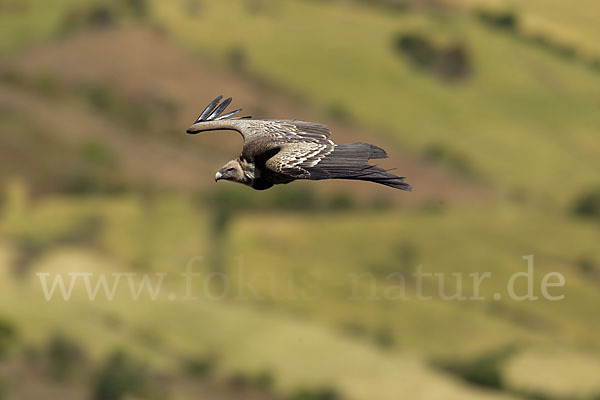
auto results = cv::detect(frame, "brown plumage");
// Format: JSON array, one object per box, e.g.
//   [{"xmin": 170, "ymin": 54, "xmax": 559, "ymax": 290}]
[{"xmin": 186, "ymin": 96, "xmax": 411, "ymax": 191}]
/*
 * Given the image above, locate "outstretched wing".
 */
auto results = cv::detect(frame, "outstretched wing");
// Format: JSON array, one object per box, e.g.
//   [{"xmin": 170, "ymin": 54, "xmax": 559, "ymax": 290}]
[
  {"xmin": 265, "ymin": 139, "xmax": 410, "ymax": 190},
  {"xmin": 242, "ymin": 121, "xmax": 335, "ymax": 177},
  {"xmin": 246, "ymin": 121, "xmax": 410, "ymax": 190}
]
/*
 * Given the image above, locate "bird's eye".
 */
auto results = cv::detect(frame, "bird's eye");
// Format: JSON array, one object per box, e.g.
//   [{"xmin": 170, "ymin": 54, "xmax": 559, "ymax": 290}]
[{"xmin": 227, "ymin": 168, "xmax": 235, "ymax": 172}]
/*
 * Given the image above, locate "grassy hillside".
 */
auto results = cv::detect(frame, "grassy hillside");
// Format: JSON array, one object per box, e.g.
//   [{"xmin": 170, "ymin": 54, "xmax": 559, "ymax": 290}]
[
  {"xmin": 2, "ymin": 186, "xmax": 600, "ymax": 399},
  {"xmin": 1, "ymin": 0, "xmax": 600, "ymax": 399},
  {"xmin": 454, "ymin": 0, "xmax": 600, "ymax": 57},
  {"xmin": 150, "ymin": 0, "xmax": 600, "ymax": 206}
]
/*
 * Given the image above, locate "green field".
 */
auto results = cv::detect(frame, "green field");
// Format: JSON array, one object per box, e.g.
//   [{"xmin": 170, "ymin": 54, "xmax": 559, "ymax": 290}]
[{"xmin": 1, "ymin": 0, "xmax": 600, "ymax": 399}]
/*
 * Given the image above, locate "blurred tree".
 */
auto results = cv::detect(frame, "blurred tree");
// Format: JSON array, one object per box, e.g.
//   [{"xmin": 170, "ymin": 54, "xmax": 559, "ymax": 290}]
[
  {"xmin": 46, "ymin": 334, "xmax": 86, "ymax": 381},
  {"xmin": 572, "ymin": 186, "xmax": 600, "ymax": 220},
  {"xmin": 476, "ymin": 9, "xmax": 518, "ymax": 31},
  {"xmin": 435, "ymin": 345, "xmax": 517, "ymax": 390},
  {"xmin": 394, "ymin": 32, "xmax": 472, "ymax": 81},
  {"xmin": 93, "ymin": 350, "xmax": 148, "ymax": 400},
  {"xmin": 183, "ymin": 354, "xmax": 217, "ymax": 378},
  {"xmin": 0, "ymin": 318, "xmax": 16, "ymax": 357}
]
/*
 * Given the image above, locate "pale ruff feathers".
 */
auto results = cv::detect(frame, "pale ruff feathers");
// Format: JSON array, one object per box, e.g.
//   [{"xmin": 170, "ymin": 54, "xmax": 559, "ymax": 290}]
[{"xmin": 240, "ymin": 159, "xmax": 256, "ymax": 180}]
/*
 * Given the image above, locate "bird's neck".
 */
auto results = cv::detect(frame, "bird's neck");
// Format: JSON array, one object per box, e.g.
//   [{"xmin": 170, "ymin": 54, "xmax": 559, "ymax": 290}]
[{"xmin": 240, "ymin": 158, "xmax": 256, "ymax": 180}]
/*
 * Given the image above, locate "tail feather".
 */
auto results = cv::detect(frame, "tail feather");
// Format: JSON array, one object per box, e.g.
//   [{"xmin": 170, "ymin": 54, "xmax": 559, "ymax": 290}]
[
  {"xmin": 309, "ymin": 143, "xmax": 411, "ymax": 191},
  {"xmin": 347, "ymin": 165, "xmax": 411, "ymax": 191}
]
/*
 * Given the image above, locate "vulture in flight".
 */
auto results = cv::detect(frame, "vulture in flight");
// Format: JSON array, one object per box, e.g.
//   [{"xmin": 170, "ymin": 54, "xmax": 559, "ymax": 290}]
[{"xmin": 186, "ymin": 96, "xmax": 411, "ymax": 191}]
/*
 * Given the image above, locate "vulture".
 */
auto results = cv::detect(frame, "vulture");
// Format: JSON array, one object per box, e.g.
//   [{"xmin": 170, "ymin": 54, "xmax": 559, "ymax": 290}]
[{"xmin": 186, "ymin": 96, "xmax": 411, "ymax": 191}]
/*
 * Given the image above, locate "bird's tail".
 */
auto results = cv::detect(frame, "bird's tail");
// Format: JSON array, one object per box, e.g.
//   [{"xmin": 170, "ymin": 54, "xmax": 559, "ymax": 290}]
[
  {"xmin": 310, "ymin": 143, "xmax": 412, "ymax": 191},
  {"xmin": 346, "ymin": 165, "xmax": 411, "ymax": 191}
]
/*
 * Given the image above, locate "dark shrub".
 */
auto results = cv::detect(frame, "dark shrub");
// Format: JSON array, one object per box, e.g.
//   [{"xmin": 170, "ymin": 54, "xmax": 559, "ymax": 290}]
[
  {"xmin": 87, "ymin": 6, "xmax": 117, "ymax": 28},
  {"xmin": 477, "ymin": 9, "xmax": 518, "ymax": 31},
  {"xmin": 255, "ymin": 369, "xmax": 274, "ymax": 390},
  {"xmin": 529, "ymin": 33, "xmax": 576, "ymax": 59},
  {"xmin": 60, "ymin": 5, "xmax": 117, "ymax": 34},
  {"xmin": 373, "ymin": 325, "xmax": 395, "ymax": 349},
  {"xmin": 46, "ymin": 334, "xmax": 85, "ymax": 381},
  {"xmin": 576, "ymin": 257, "xmax": 598, "ymax": 277},
  {"xmin": 394, "ymin": 33, "xmax": 472, "ymax": 80},
  {"xmin": 434, "ymin": 346, "xmax": 516, "ymax": 389},
  {"xmin": 0, "ymin": 318, "xmax": 17, "ymax": 357},
  {"xmin": 572, "ymin": 186, "xmax": 600, "ymax": 219},
  {"xmin": 63, "ymin": 171, "xmax": 98, "ymax": 195},
  {"xmin": 395, "ymin": 33, "xmax": 437, "ymax": 68},
  {"xmin": 183, "ymin": 354, "xmax": 217, "ymax": 377},
  {"xmin": 93, "ymin": 350, "xmax": 148, "ymax": 400},
  {"xmin": 434, "ymin": 44, "xmax": 472, "ymax": 80}
]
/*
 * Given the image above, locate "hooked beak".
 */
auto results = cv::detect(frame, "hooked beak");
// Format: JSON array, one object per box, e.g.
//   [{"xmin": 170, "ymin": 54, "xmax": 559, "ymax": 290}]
[{"xmin": 215, "ymin": 170, "xmax": 223, "ymax": 182}]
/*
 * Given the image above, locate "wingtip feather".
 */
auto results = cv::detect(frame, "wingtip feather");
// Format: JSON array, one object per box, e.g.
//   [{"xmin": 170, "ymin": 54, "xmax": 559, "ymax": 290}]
[{"xmin": 193, "ymin": 96, "xmax": 249, "ymax": 124}]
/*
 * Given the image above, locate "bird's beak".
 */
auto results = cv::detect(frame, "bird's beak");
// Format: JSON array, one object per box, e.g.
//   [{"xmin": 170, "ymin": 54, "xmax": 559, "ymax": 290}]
[{"xmin": 215, "ymin": 170, "xmax": 223, "ymax": 182}]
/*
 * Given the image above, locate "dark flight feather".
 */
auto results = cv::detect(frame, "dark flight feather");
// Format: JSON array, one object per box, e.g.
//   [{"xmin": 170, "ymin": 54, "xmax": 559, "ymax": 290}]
[
  {"xmin": 194, "ymin": 96, "xmax": 249, "ymax": 123},
  {"xmin": 215, "ymin": 108, "xmax": 243, "ymax": 120},
  {"xmin": 207, "ymin": 97, "xmax": 232, "ymax": 120},
  {"xmin": 196, "ymin": 95, "xmax": 222, "ymax": 122}
]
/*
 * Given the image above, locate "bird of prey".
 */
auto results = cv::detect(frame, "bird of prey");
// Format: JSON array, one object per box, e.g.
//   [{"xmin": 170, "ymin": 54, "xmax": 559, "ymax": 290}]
[{"xmin": 186, "ymin": 96, "xmax": 411, "ymax": 191}]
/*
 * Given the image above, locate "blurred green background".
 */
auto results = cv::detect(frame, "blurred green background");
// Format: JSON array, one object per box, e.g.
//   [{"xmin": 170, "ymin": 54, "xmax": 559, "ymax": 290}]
[{"xmin": 1, "ymin": 0, "xmax": 600, "ymax": 399}]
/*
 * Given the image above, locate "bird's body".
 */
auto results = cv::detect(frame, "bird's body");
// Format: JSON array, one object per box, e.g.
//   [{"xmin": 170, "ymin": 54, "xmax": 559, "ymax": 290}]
[{"xmin": 187, "ymin": 97, "xmax": 411, "ymax": 191}]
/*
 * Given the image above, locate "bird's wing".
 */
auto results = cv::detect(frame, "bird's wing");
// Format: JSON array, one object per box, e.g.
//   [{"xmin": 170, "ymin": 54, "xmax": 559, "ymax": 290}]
[
  {"xmin": 265, "ymin": 141, "xmax": 336, "ymax": 178},
  {"xmin": 187, "ymin": 96, "xmax": 332, "ymax": 143},
  {"xmin": 239, "ymin": 120, "xmax": 331, "ymax": 141},
  {"xmin": 241, "ymin": 120, "xmax": 335, "ymax": 178}
]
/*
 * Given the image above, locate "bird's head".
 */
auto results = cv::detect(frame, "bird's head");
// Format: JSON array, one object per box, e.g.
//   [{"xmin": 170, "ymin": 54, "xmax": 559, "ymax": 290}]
[{"xmin": 215, "ymin": 159, "xmax": 252, "ymax": 185}]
